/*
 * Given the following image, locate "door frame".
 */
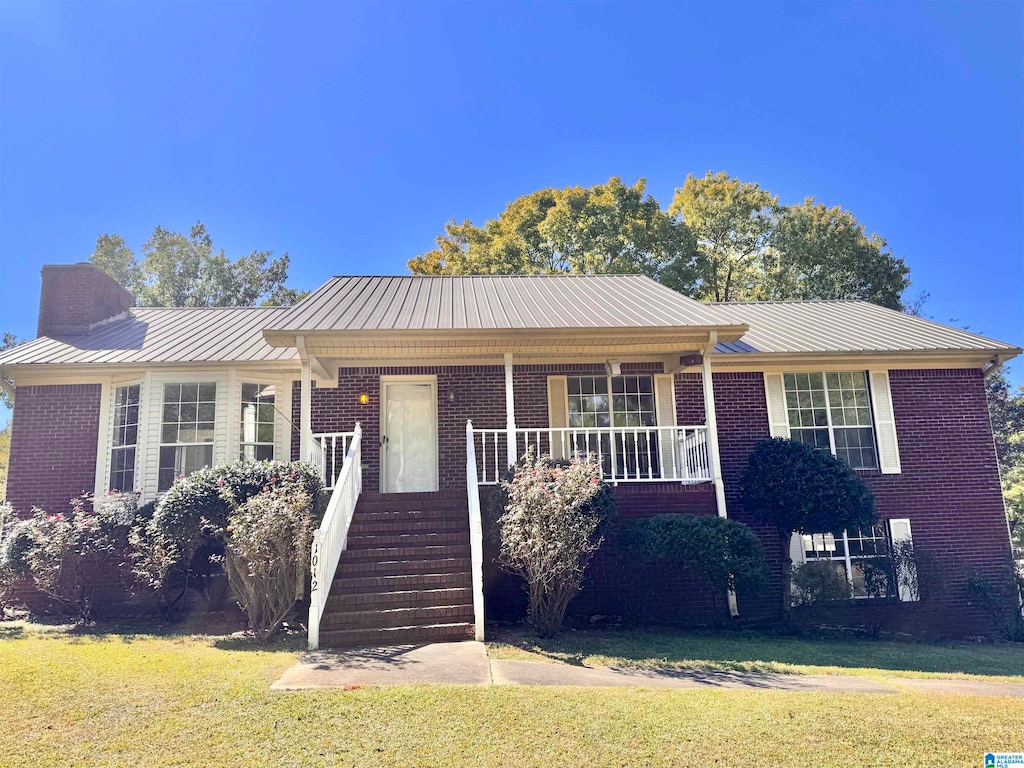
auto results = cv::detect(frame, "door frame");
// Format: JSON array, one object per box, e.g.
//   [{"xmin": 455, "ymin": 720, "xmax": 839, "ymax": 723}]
[{"xmin": 379, "ymin": 375, "xmax": 439, "ymax": 493}]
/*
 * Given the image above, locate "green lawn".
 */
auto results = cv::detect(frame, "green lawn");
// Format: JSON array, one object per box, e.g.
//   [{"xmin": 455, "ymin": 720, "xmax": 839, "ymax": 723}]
[
  {"xmin": 0, "ymin": 621, "xmax": 1021, "ymax": 768},
  {"xmin": 487, "ymin": 626, "xmax": 1024, "ymax": 682}
]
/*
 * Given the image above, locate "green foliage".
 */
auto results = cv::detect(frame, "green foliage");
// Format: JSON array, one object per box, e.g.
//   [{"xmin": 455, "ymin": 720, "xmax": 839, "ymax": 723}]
[
  {"xmin": 88, "ymin": 223, "xmax": 305, "ymax": 307},
  {"xmin": 740, "ymin": 438, "xmax": 876, "ymax": 536},
  {"xmin": 739, "ymin": 438, "xmax": 875, "ymax": 614},
  {"xmin": 13, "ymin": 493, "xmax": 135, "ymax": 621},
  {"xmin": 616, "ymin": 514, "xmax": 768, "ymax": 621},
  {"xmin": 0, "ymin": 332, "xmax": 19, "ymax": 410},
  {"xmin": 964, "ymin": 565, "xmax": 1024, "ymax": 641},
  {"xmin": 0, "ymin": 502, "xmax": 23, "ymax": 615},
  {"xmin": 222, "ymin": 485, "xmax": 315, "ymax": 642},
  {"xmin": 665, "ymin": 171, "xmax": 779, "ymax": 302},
  {"xmin": 986, "ymin": 368, "xmax": 1024, "ymax": 559},
  {"xmin": 0, "ymin": 421, "xmax": 10, "ymax": 498},
  {"xmin": 790, "ymin": 561, "xmax": 853, "ymax": 605},
  {"xmin": 408, "ymin": 177, "xmax": 692, "ymax": 279},
  {"xmin": 497, "ymin": 448, "xmax": 617, "ymax": 637},
  {"xmin": 131, "ymin": 460, "xmax": 323, "ymax": 621}
]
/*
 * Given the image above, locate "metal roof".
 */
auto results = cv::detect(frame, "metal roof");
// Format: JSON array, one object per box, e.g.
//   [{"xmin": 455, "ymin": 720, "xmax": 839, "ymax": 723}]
[
  {"xmin": 709, "ymin": 300, "xmax": 1020, "ymax": 355},
  {"xmin": 267, "ymin": 274, "xmax": 736, "ymax": 331},
  {"xmin": 0, "ymin": 307, "xmax": 296, "ymax": 366}
]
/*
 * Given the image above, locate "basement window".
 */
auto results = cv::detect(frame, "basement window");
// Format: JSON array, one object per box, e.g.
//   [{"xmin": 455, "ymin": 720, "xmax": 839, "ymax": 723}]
[
  {"xmin": 800, "ymin": 525, "xmax": 892, "ymax": 598},
  {"xmin": 158, "ymin": 382, "xmax": 217, "ymax": 491}
]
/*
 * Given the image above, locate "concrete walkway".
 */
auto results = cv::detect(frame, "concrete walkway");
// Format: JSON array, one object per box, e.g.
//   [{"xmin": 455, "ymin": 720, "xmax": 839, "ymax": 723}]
[{"xmin": 271, "ymin": 642, "xmax": 1024, "ymax": 697}]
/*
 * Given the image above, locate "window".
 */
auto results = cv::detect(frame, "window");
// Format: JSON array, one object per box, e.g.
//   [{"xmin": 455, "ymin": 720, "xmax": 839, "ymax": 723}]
[
  {"xmin": 239, "ymin": 383, "xmax": 276, "ymax": 462},
  {"xmin": 109, "ymin": 384, "xmax": 140, "ymax": 492},
  {"xmin": 800, "ymin": 525, "xmax": 892, "ymax": 598},
  {"xmin": 783, "ymin": 371, "xmax": 878, "ymax": 469},
  {"xmin": 566, "ymin": 375, "xmax": 658, "ymax": 477},
  {"xmin": 158, "ymin": 382, "xmax": 216, "ymax": 491}
]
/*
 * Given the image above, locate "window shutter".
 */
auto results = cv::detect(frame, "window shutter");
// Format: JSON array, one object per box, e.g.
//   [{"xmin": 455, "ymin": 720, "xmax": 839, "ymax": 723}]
[
  {"xmin": 546, "ymin": 376, "xmax": 569, "ymax": 460},
  {"xmin": 887, "ymin": 518, "xmax": 918, "ymax": 601},
  {"xmin": 654, "ymin": 373, "xmax": 679, "ymax": 479},
  {"xmin": 789, "ymin": 533, "xmax": 806, "ymax": 566},
  {"xmin": 869, "ymin": 370, "xmax": 901, "ymax": 474},
  {"xmin": 763, "ymin": 373, "xmax": 790, "ymax": 438}
]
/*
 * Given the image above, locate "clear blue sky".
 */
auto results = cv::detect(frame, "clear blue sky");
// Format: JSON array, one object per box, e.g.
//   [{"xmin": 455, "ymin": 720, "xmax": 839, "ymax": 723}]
[{"xmin": 1, "ymin": 1, "xmax": 1021, "ymax": 425}]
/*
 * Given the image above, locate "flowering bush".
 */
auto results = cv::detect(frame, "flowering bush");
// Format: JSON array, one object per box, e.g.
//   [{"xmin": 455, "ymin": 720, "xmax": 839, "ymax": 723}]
[
  {"xmin": 498, "ymin": 447, "xmax": 616, "ymax": 637},
  {"xmin": 221, "ymin": 485, "xmax": 315, "ymax": 642},
  {"xmin": 0, "ymin": 502, "xmax": 25, "ymax": 616},
  {"xmin": 13, "ymin": 492, "xmax": 135, "ymax": 622},
  {"xmin": 130, "ymin": 460, "xmax": 323, "ymax": 624}
]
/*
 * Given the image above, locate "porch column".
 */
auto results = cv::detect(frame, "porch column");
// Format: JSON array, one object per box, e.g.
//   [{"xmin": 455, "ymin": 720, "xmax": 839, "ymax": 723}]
[
  {"xmin": 701, "ymin": 332, "xmax": 727, "ymax": 519},
  {"xmin": 703, "ymin": 331, "xmax": 739, "ymax": 617},
  {"xmin": 298, "ymin": 335, "xmax": 312, "ymax": 462},
  {"xmin": 504, "ymin": 353, "xmax": 518, "ymax": 467}
]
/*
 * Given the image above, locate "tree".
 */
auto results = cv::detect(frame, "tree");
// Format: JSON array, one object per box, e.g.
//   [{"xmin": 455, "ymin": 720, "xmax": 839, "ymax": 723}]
[
  {"xmin": 739, "ymin": 438, "xmax": 876, "ymax": 615},
  {"xmin": 765, "ymin": 199, "xmax": 909, "ymax": 309},
  {"xmin": 0, "ymin": 332, "xmax": 19, "ymax": 410},
  {"xmin": 986, "ymin": 368, "xmax": 1024, "ymax": 558},
  {"xmin": 665, "ymin": 171, "xmax": 779, "ymax": 302},
  {"xmin": 89, "ymin": 223, "xmax": 303, "ymax": 307},
  {"xmin": 0, "ymin": 422, "xmax": 10, "ymax": 500},
  {"xmin": 665, "ymin": 172, "xmax": 910, "ymax": 307},
  {"xmin": 408, "ymin": 177, "xmax": 693, "ymax": 278}
]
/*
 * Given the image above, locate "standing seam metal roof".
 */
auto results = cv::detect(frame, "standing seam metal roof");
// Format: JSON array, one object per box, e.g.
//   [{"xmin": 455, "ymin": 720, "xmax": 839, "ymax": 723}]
[{"xmin": 266, "ymin": 275, "xmax": 735, "ymax": 331}]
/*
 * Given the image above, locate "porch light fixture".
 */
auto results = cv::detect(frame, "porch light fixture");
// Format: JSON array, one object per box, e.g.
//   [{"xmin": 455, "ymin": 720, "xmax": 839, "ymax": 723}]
[
  {"xmin": 358, "ymin": 393, "xmax": 370, "ymax": 405},
  {"xmin": 605, "ymin": 360, "xmax": 622, "ymax": 376}
]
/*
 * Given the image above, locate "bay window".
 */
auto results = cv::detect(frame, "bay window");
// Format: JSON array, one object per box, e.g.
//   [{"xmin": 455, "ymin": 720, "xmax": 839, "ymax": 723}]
[
  {"xmin": 239, "ymin": 383, "xmax": 276, "ymax": 461},
  {"xmin": 158, "ymin": 382, "xmax": 217, "ymax": 491},
  {"xmin": 109, "ymin": 384, "xmax": 140, "ymax": 492},
  {"xmin": 783, "ymin": 371, "xmax": 878, "ymax": 470}
]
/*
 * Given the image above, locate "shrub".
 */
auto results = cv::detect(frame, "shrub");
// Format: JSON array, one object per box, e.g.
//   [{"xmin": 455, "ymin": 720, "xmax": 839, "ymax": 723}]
[
  {"xmin": 964, "ymin": 564, "xmax": 1024, "ymax": 641},
  {"xmin": 131, "ymin": 460, "xmax": 323, "ymax": 621},
  {"xmin": 739, "ymin": 438, "xmax": 875, "ymax": 615},
  {"xmin": 791, "ymin": 561, "xmax": 852, "ymax": 605},
  {"xmin": 221, "ymin": 485, "xmax": 315, "ymax": 642},
  {"xmin": 617, "ymin": 514, "xmax": 768, "ymax": 622},
  {"xmin": 16, "ymin": 493, "xmax": 135, "ymax": 622},
  {"xmin": 0, "ymin": 502, "xmax": 24, "ymax": 617},
  {"xmin": 497, "ymin": 447, "xmax": 616, "ymax": 637}
]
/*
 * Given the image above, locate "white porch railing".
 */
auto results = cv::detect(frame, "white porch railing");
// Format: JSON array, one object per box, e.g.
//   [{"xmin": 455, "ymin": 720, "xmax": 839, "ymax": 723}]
[
  {"xmin": 308, "ymin": 423, "xmax": 362, "ymax": 650},
  {"xmin": 309, "ymin": 431, "xmax": 356, "ymax": 490},
  {"xmin": 464, "ymin": 421, "xmax": 486, "ymax": 641},
  {"xmin": 473, "ymin": 425, "xmax": 712, "ymax": 485}
]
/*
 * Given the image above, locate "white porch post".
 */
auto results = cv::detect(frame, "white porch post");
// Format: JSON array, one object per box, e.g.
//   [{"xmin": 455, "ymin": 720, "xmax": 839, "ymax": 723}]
[
  {"xmin": 504, "ymin": 352, "xmax": 517, "ymax": 467},
  {"xmin": 298, "ymin": 335, "xmax": 312, "ymax": 463},
  {"xmin": 702, "ymin": 331, "xmax": 738, "ymax": 617}
]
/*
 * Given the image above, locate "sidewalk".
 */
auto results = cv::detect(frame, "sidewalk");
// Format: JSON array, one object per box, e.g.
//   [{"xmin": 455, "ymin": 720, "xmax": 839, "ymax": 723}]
[{"xmin": 271, "ymin": 641, "xmax": 1024, "ymax": 697}]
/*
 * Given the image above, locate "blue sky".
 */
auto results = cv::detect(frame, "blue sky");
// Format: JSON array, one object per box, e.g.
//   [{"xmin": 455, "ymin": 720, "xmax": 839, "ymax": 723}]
[{"xmin": 1, "ymin": 1, "xmax": 1021, "ymax": 424}]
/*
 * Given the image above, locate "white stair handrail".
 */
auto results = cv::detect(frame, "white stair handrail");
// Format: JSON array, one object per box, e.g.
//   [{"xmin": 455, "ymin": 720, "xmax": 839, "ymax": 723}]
[
  {"xmin": 465, "ymin": 420, "xmax": 485, "ymax": 641},
  {"xmin": 308, "ymin": 422, "xmax": 362, "ymax": 650}
]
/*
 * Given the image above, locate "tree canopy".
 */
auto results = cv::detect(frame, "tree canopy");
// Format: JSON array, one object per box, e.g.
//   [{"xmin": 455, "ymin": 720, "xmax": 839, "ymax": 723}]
[
  {"xmin": 987, "ymin": 368, "xmax": 1024, "ymax": 558},
  {"xmin": 408, "ymin": 177, "xmax": 692, "ymax": 279},
  {"xmin": 89, "ymin": 223, "xmax": 305, "ymax": 307},
  {"xmin": 410, "ymin": 172, "xmax": 912, "ymax": 309}
]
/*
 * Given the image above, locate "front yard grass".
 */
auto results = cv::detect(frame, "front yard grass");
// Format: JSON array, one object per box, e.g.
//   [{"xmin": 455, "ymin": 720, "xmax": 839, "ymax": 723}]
[
  {"xmin": 0, "ymin": 620, "xmax": 1021, "ymax": 768},
  {"xmin": 487, "ymin": 625, "xmax": 1024, "ymax": 682}
]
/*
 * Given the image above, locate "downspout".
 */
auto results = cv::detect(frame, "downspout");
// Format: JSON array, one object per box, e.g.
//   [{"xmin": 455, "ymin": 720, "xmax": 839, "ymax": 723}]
[{"xmin": 702, "ymin": 331, "xmax": 739, "ymax": 617}]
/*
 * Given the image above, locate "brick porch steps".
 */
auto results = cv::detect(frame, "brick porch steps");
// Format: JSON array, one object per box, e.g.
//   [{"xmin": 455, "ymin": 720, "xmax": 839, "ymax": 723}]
[{"xmin": 318, "ymin": 492, "xmax": 475, "ymax": 649}]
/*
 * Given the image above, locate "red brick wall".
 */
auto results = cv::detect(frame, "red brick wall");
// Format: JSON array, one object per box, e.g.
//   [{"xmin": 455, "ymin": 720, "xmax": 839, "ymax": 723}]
[{"xmin": 6, "ymin": 384, "xmax": 102, "ymax": 516}]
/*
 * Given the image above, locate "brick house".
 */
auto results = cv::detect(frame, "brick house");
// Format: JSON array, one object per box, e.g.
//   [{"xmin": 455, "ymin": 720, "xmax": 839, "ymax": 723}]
[{"xmin": 1, "ymin": 263, "xmax": 1019, "ymax": 646}]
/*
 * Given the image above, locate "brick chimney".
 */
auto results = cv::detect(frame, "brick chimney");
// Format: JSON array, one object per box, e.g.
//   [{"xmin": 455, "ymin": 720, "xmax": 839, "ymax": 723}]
[{"xmin": 37, "ymin": 263, "xmax": 135, "ymax": 337}]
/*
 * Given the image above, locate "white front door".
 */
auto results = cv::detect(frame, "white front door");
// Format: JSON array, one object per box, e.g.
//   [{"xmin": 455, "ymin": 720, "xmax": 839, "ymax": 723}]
[{"xmin": 381, "ymin": 381, "xmax": 438, "ymax": 493}]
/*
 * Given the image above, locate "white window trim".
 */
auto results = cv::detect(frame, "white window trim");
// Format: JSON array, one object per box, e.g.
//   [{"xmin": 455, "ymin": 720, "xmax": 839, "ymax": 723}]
[
  {"xmin": 784, "ymin": 370, "xmax": 879, "ymax": 471},
  {"xmin": 156, "ymin": 380, "xmax": 220, "ymax": 492},
  {"xmin": 564, "ymin": 373, "xmax": 660, "ymax": 429},
  {"xmin": 797, "ymin": 524, "xmax": 895, "ymax": 600},
  {"xmin": 238, "ymin": 380, "xmax": 280, "ymax": 462}
]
